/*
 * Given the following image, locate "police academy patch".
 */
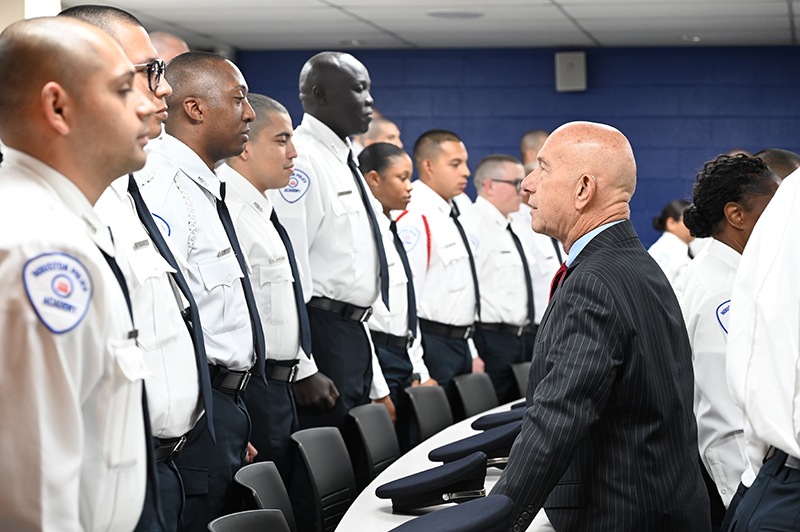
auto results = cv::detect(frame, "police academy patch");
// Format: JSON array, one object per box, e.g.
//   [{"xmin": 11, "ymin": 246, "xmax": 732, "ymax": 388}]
[
  {"xmin": 23, "ymin": 252, "xmax": 93, "ymax": 333},
  {"xmin": 716, "ymin": 299, "xmax": 731, "ymax": 334},
  {"xmin": 397, "ymin": 226, "xmax": 420, "ymax": 252},
  {"xmin": 279, "ymin": 169, "xmax": 310, "ymax": 203}
]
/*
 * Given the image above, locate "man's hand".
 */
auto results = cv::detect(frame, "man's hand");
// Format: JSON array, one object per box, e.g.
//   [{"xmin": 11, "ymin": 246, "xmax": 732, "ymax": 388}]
[
  {"xmin": 411, "ymin": 377, "xmax": 438, "ymax": 387},
  {"xmin": 372, "ymin": 395, "xmax": 396, "ymax": 424},
  {"xmin": 245, "ymin": 442, "xmax": 258, "ymax": 464},
  {"xmin": 472, "ymin": 356, "xmax": 485, "ymax": 373},
  {"xmin": 293, "ymin": 372, "xmax": 339, "ymax": 412}
]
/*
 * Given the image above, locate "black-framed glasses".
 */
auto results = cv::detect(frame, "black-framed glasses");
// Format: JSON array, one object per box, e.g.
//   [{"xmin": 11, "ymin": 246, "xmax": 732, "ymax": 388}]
[
  {"xmin": 492, "ymin": 178, "xmax": 524, "ymax": 191},
  {"xmin": 134, "ymin": 59, "xmax": 166, "ymax": 92}
]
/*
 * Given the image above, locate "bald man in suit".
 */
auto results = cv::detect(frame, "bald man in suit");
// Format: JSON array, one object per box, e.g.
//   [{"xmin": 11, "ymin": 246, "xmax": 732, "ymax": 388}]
[{"xmin": 492, "ymin": 121, "xmax": 710, "ymax": 532}]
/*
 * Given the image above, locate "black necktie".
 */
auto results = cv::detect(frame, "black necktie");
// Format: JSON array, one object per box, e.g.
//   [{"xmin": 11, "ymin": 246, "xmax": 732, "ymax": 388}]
[
  {"xmin": 127, "ymin": 175, "xmax": 215, "ymax": 443},
  {"xmin": 507, "ymin": 224, "xmax": 535, "ymax": 325},
  {"xmin": 216, "ymin": 182, "xmax": 267, "ymax": 383},
  {"xmin": 270, "ymin": 209, "xmax": 312, "ymax": 356},
  {"xmin": 450, "ymin": 202, "xmax": 481, "ymax": 320},
  {"xmin": 98, "ymin": 231, "xmax": 164, "ymax": 530},
  {"xmin": 551, "ymin": 237, "xmax": 563, "ymax": 263},
  {"xmin": 390, "ymin": 220, "xmax": 418, "ymax": 338},
  {"xmin": 347, "ymin": 151, "xmax": 390, "ymax": 309}
]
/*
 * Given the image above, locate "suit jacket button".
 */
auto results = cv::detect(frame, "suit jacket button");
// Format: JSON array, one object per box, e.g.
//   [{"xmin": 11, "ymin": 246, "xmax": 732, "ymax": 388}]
[
  {"xmin": 512, "ymin": 526, "xmax": 521, "ymax": 532},
  {"xmin": 522, "ymin": 512, "xmax": 529, "ymax": 519}
]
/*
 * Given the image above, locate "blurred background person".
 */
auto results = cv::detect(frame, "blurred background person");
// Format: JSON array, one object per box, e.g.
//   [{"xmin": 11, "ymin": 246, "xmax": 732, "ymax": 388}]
[
  {"xmin": 754, "ymin": 148, "xmax": 800, "ymax": 180},
  {"xmin": 363, "ymin": 117, "xmax": 403, "ymax": 149},
  {"xmin": 648, "ymin": 198, "xmax": 693, "ymax": 300},
  {"xmin": 149, "ymin": 30, "xmax": 189, "ymax": 62}
]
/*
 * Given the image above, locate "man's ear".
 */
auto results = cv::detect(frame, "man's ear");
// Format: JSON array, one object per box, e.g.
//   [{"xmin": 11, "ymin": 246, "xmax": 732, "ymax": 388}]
[
  {"xmin": 723, "ymin": 201, "xmax": 745, "ymax": 229},
  {"xmin": 183, "ymin": 96, "xmax": 203, "ymax": 123},
  {"xmin": 312, "ymin": 84, "xmax": 327, "ymax": 105},
  {"xmin": 420, "ymin": 158, "xmax": 433, "ymax": 178},
  {"xmin": 41, "ymin": 82, "xmax": 71, "ymax": 136},
  {"xmin": 238, "ymin": 141, "xmax": 252, "ymax": 162},
  {"xmin": 364, "ymin": 169, "xmax": 381, "ymax": 189},
  {"xmin": 574, "ymin": 173, "xmax": 596, "ymax": 209}
]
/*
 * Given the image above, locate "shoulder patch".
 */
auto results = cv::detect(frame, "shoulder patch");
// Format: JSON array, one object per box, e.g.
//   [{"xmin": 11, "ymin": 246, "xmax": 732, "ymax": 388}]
[
  {"xmin": 716, "ymin": 299, "xmax": 731, "ymax": 334},
  {"xmin": 279, "ymin": 169, "xmax": 310, "ymax": 204},
  {"xmin": 397, "ymin": 226, "xmax": 421, "ymax": 252},
  {"xmin": 23, "ymin": 252, "xmax": 93, "ymax": 334},
  {"xmin": 151, "ymin": 213, "xmax": 171, "ymax": 236},
  {"xmin": 468, "ymin": 234, "xmax": 480, "ymax": 250}
]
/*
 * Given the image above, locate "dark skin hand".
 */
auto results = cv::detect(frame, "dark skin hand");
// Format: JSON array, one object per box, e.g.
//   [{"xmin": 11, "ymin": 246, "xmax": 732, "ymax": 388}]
[{"xmin": 293, "ymin": 371, "xmax": 339, "ymax": 412}]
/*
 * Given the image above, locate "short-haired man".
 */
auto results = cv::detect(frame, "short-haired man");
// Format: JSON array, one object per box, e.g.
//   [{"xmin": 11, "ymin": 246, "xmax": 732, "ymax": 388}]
[
  {"xmin": 218, "ymin": 94, "xmax": 313, "ymax": 486},
  {"xmin": 462, "ymin": 155, "xmax": 538, "ymax": 403},
  {"xmin": 754, "ymin": 148, "xmax": 800, "ymax": 179},
  {"xmin": 149, "ymin": 31, "xmax": 190, "ymax": 63},
  {"xmin": 59, "ymin": 6, "xmax": 212, "ymax": 531},
  {"xmin": 519, "ymin": 129, "xmax": 549, "ymax": 174},
  {"xmin": 0, "ymin": 16, "xmax": 156, "ymax": 532},
  {"xmin": 136, "ymin": 52, "xmax": 262, "ymax": 531},
  {"xmin": 491, "ymin": 121, "xmax": 710, "ymax": 532},
  {"xmin": 363, "ymin": 117, "xmax": 403, "ymax": 148},
  {"xmin": 396, "ymin": 129, "xmax": 480, "ymax": 418}
]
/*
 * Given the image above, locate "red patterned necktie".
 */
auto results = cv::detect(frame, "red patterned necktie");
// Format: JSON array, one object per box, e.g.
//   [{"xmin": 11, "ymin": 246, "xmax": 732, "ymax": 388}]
[{"xmin": 549, "ymin": 261, "xmax": 568, "ymax": 301}]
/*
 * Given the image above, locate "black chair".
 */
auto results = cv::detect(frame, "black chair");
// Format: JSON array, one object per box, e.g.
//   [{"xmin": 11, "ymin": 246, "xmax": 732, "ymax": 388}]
[
  {"xmin": 291, "ymin": 427, "xmax": 357, "ymax": 532},
  {"xmin": 511, "ymin": 361, "xmax": 531, "ymax": 397},
  {"xmin": 405, "ymin": 385, "xmax": 454, "ymax": 442},
  {"xmin": 234, "ymin": 461, "xmax": 296, "ymax": 532},
  {"xmin": 207, "ymin": 509, "xmax": 291, "ymax": 532},
  {"xmin": 453, "ymin": 373, "xmax": 499, "ymax": 418},
  {"xmin": 348, "ymin": 403, "xmax": 401, "ymax": 481}
]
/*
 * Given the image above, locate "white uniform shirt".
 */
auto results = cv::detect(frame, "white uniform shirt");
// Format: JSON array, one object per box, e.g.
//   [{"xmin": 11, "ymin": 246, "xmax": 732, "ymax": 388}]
[
  {"xmin": 648, "ymin": 231, "xmax": 691, "ymax": 300},
  {"xmin": 95, "ymin": 178, "xmax": 202, "ymax": 438},
  {"xmin": 681, "ymin": 238, "xmax": 745, "ymax": 506},
  {"xmin": 0, "ymin": 149, "xmax": 147, "ymax": 532},
  {"xmin": 463, "ymin": 196, "xmax": 534, "ymax": 327},
  {"xmin": 396, "ymin": 180, "xmax": 477, "ymax": 327},
  {"xmin": 136, "ymin": 134, "xmax": 254, "ymax": 371},
  {"xmin": 369, "ymin": 212, "xmax": 430, "ymax": 383},
  {"xmin": 728, "ymin": 167, "xmax": 800, "ymax": 476},
  {"xmin": 266, "ymin": 114, "xmax": 388, "ymax": 398},
  {"xmin": 219, "ymin": 164, "xmax": 318, "ymax": 380},
  {"xmin": 509, "ymin": 205, "xmax": 562, "ymax": 324}
]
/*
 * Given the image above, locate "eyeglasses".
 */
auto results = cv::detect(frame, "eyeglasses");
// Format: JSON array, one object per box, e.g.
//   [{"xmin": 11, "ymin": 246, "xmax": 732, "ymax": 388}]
[
  {"xmin": 133, "ymin": 59, "xmax": 166, "ymax": 92},
  {"xmin": 491, "ymin": 178, "xmax": 524, "ymax": 191}
]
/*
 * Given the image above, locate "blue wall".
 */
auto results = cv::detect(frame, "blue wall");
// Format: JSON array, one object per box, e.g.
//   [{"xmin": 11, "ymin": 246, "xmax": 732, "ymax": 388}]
[{"xmin": 237, "ymin": 46, "xmax": 800, "ymax": 247}]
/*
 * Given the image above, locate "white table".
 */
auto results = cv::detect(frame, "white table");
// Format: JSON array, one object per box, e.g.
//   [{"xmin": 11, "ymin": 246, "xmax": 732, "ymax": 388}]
[{"xmin": 336, "ymin": 402, "xmax": 517, "ymax": 531}]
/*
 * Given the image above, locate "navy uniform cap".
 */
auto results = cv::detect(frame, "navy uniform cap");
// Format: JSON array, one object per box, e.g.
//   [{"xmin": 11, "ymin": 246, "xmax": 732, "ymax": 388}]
[
  {"xmin": 376, "ymin": 451, "xmax": 487, "ymax": 513},
  {"xmin": 388, "ymin": 495, "xmax": 514, "ymax": 532},
  {"xmin": 471, "ymin": 408, "xmax": 524, "ymax": 431},
  {"xmin": 510, "ymin": 400, "xmax": 526, "ymax": 409},
  {"xmin": 428, "ymin": 421, "xmax": 521, "ymax": 468}
]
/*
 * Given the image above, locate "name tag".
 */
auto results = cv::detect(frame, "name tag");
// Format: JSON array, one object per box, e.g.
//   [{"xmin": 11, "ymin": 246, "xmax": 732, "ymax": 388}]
[
  {"xmin": 501, "ymin": 250, "xmax": 512, "ymax": 254},
  {"xmin": 338, "ymin": 190, "xmax": 353, "ymax": 197},
  {"xmin": 133, "ymin": 239, "xmax": 150, "ymax": 250},
  {"xmin": 253, "ymin": 202, "xmax": 263, "ymax": 213},
  {"xmin": 218, "ymin": 247, "xmax": 232, "ymax": 258},
  {"xmin": 445, "ymin": 242, "xmax": 457, "ymax": 248},
  {"xmin": 269, "ymin": 256, "xmax": 286, "ymax": 265}
]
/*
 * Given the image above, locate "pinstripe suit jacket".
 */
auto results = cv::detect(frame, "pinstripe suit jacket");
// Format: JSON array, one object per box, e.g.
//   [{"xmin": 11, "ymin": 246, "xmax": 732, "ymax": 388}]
[{"xmin": 492, "ymin": 221, "xmax": 710, "ymax": 532}]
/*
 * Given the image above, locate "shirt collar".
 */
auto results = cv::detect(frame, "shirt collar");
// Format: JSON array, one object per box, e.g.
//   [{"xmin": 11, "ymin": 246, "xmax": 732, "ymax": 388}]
[
  {"xmin": 566, "ymin": 220, "xmax": 625, "ymax": 267},
  {"xmin": 217, "ymin": 163, "xmax": 274, "ymax": 220},
  {"xmin": 475, "ymin": 195, "xmax": 509, "ymax": 228},
  {"xmin": 299, "ymin": 113, "xmax": 353, "ymax": 164},
  {"xmin": 5, "ymin": 148, "xmax": 115, "ymax": 255},
  {"xmin": 160, "ymin": 134, "xmax": 221, "ymax": 199},
  {"xmin": 706, "ymin": 238, "xmax": 741, "ymax": 268},
  {"xmin": 411, "ymin": 179, "xmax": 453, "ymax": 216}
]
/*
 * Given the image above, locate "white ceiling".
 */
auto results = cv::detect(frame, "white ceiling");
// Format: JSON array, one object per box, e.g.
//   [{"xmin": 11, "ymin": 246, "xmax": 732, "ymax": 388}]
[{"xmin": 61, "ymin": 0, "xmax": 800, "ymax": 50}]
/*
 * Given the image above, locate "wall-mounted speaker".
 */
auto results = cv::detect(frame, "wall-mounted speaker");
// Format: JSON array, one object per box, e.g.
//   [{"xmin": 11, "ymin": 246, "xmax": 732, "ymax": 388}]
[{"xmin": 555, "ymin": 51, "xmax": 587, "ymax": 92}]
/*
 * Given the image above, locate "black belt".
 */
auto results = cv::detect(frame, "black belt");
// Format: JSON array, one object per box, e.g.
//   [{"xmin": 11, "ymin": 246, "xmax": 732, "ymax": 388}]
[
  {"xmin": 208, "ymin": 364, "xmax": 251, "ymax": 392},
  {"xmin": 252, "ymin": 359, "xmax": 300, "ymax": 384},
  {"xmin": 419, "ymin": 318, "xmax": 474, "ymax": 340},
  {"xmin": 476, "ymin": 322, "xmax": 535, "ymax": 338},
  {"xmin": 308, "ymin": 296, "xmax": 373, "ymax": 323},
  {"xmin": 370, "ymin": 330, "xmax": 413, "ymax": 349},
  {"xmin": 154, "ymin": 435, "xmax": 186, "ymax": 463}
]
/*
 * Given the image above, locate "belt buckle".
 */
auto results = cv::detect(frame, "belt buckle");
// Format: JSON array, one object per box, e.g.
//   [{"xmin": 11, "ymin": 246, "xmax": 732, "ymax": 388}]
[
  {"xmin": 238, "ymin": 370, "xmax": 251, "ymax": 392},
  {"xmin": 168, "ymin": 435, "xmax": 187, "ymax": 461},
  {"xmin": 288, "ymin": 364, "xmax": 298, "ymax": 383},
  {"xmin": 359, "ymin": 306, "xmax": 374, "ymax": 323},
  {"xmin": 463, "ymin": 326, "xmax": 474, "ymax": 340}
]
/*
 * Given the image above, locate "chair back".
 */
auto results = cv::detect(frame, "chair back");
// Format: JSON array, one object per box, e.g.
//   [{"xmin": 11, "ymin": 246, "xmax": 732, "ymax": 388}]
[
  {"xmin": 291, "ymin": 427, "xmax": 357, "ymax": 532},
  {"xmin": 207, "ymin": 509, "xmax": 290, "ymax": 532},
  {"xmin": 234, "ymin": 461, "xmax": 296, "ymax": 532},
  {"xmin": 348, "ymin": 403, "xmax": 401, "ymax": 481},
  {"xmin": 405, "ymin": 385, "xmax": 454, "ymax": 442},
  {"xmin": 453, "ymin": 373, "xmax": 499, "ymax": 418},
  {"xmin": 511, "ymin": 361, "xmax": 531, "ymax": 397}
]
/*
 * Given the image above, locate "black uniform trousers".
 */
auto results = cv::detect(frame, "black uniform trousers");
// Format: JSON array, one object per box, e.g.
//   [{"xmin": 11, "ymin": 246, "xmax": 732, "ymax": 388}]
[
  {"xmin": 473, "ymin": 328, "xmax": 526, "ymax": 404},
  {"xmin": 175, "ymin": 387, "xmax": 250, "ymax": 532},
  {"xmin": 243, "ymin": 377, "xmax": 298, "ymax": 484},
  {"xmin": 374, "ymin": 342, "xmax": 416, "ymax": 453},
  {"xmin": 134, "ymin": 445, "xmax": 185, "ymax": 532},
  {"xmin": 421, "ymin": 333, "xmax": 472, "ymax": 420}
]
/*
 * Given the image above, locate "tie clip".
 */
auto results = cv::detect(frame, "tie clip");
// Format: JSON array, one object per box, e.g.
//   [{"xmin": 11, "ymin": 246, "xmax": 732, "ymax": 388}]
[
  {"xmin": 128, "ymin": 329, "xmax": 139, "ymax": 340},
  {"xmin": 218, "ymin": 247, "xmax": 232, "ymax": 258},
  {"xmin": 337, "ymin": 190, "xmax": 353, "ymax": 196}
]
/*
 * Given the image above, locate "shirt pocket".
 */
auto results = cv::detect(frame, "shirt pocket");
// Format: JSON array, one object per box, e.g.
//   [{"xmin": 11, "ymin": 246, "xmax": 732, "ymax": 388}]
[
  {"xmin": 101, "ymin": 338, "xmax": 151, "ymax": 468},
  {"xmin": 196, "ymin": 252, "xmax": 248, "ymax": 335},
  {"xmin": 257, "ymin": 260, "xmax": 294, "ymax": 325},
  {"xmin": 493, "ymin": 249, "xmax": 519, "ymax": 271},
  {"xmin": 438, "ymin": 240, "xmax": 469, "ymax": 293},
  {"xmin": 127, "ymin": 246, "xmax": 182, "ymax": 351},
  {"xmin": 330, "ymin": 189, "xmax": 361, "ymax": 254}
]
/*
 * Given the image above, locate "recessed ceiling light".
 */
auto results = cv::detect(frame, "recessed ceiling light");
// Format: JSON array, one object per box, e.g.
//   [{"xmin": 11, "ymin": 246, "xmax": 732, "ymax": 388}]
[
  {"xmin": 340, "ymin": 39, "xmax": 365, "ymax": 47},
  {"xmin": 427, "ymin": 10, "xmax": 484, "ymax": 19},
  {"xmin": 681, "ymin": 35, "xmax": 702, "ymax": 43}
]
